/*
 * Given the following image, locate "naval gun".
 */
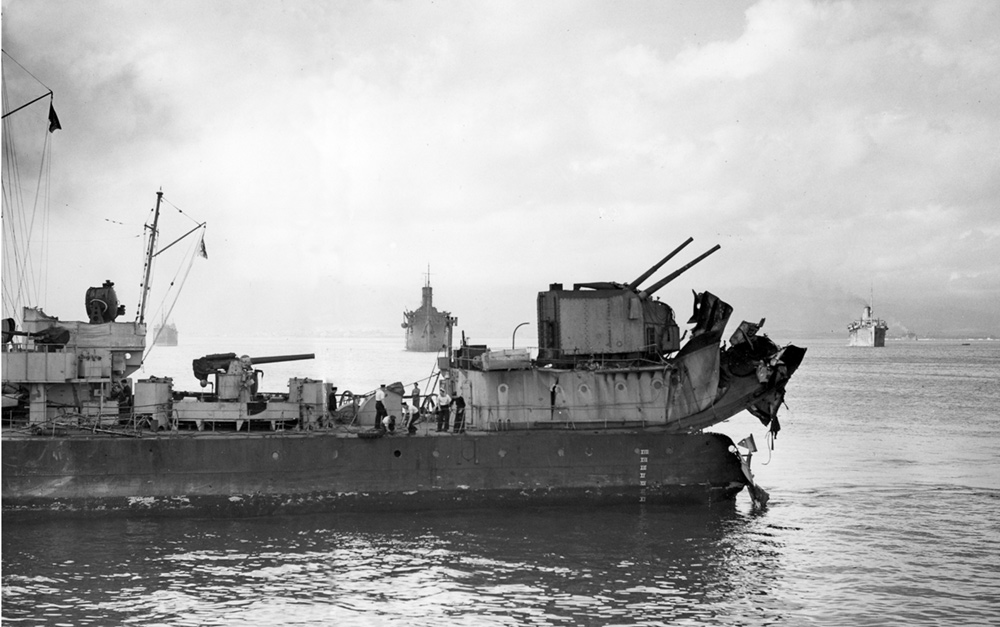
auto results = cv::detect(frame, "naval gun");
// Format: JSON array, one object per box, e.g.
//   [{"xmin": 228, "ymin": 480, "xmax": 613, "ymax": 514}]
[
  {"xmin": 536, "ymin": 239, "xmax": 721, "ymax": 365},
  {"xmin": 192, "ymin": 352, "xmax": 315, "ymax": 400}
]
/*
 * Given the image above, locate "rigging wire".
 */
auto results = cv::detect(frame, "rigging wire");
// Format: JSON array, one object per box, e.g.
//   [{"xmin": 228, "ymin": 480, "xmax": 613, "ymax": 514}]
[
  {"xmin": 2, "ymin": 80, "xmax": 54, "ymax": 323},
  {"xmin": 142, "ymin": 225, "xmax": 205, "ymax": 364},
  {"xmin": 1, "ymin": 50, "xmax": 54, "ymax": 97},
  {"xmin": 162, "ymin": 195, "xmax": 205, "ymax": 228},
  {"xmin": 134, "ymin": 193, "xmax": 207, "ymax": 361},
  {"xmin": 2, "ymin": 58, "xmax": 52, "ymax": 299},
  {"xmin": 25, "ymin": 126, "xmax": 53, "ymax": 310}
]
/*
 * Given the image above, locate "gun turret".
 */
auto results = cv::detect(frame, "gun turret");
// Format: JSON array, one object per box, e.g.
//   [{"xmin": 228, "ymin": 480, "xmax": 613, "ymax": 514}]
[
  {"xmin": 628, "ymin": 237, "xmax": 693, "ymax": 291},
  {"xmin": 191, "ymin": 352, "xmax": 316, "ymax": 401},
  {"xmin": 192, "ymin": 352, "xmax": 315, "ymax": 383},
  {"xmin": 638, "ymin": 244, "xmax": 721, "ymax": 300},
  {"xmin": 245, "ymin": 353, "xmax": 315, "ymax": 366},
  {"xmin": 536, "ymin": 240, "xmax": 722, "ymax": 365}
]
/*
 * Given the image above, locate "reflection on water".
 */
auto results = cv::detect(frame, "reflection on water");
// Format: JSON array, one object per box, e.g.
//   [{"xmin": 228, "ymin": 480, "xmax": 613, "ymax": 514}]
[
  {"xmin": 2, "ymin": 504, "xmax": 791, "ymax": 626},
  {"xmin": 6, "ymin": 489, "xmax": 998, "ymax": 626}
]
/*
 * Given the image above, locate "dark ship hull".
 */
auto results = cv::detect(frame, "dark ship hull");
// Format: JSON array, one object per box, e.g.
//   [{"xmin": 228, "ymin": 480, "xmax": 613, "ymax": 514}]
[{"xmin": 2, "ymin": 429, "xmax": 747, "ymax": 519}]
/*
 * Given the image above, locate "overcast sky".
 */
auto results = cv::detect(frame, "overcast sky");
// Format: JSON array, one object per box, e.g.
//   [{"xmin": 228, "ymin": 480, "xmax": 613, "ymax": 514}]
[{"xmin": 3, "ymin": 0, "xmax": 998, "ymax": 341}]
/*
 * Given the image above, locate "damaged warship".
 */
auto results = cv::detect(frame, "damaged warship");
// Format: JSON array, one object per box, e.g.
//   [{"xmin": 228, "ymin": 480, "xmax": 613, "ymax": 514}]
[
  {"xmin": 2, "ymin": 66, "xmax": 805, "ymax": 518},
  {"xmin": 2, "ymin": 230, "xmax": 805, "ymax": 518}
]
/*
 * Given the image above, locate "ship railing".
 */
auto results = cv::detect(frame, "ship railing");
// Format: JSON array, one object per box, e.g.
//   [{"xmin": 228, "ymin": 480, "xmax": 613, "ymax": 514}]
[
  {"xmin": 124, "ymin": 399, "xmax": 178, "ymax": 432},
  {"xmin": 483, "ymin": 418, "xmax": 652, "ymax": 431},
  {"xmin": 477, "ymin": 400, "xmax": 653, "ymax": 432},
  {"xmin": 1, "ymin": 341, "xmax": 63, "ymax": 353},
  {"xmin": 531, "ymin": 348, "xmax": 670, "ymax": 369},
  {"xmin": 2, "ymin": 401, "xmax": 139, "ymax": 434}
]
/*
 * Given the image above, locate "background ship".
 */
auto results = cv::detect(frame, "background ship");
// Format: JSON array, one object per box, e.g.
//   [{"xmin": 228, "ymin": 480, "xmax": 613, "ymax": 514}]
[
  {"xmin": 153, "ymin": 320, "xmax": 178, "ymax": 346},
  {"xmin": 402, "ymin": 270, "xmax": 454, "ymax": 352},
  {"xmin": 848, "ymin": 304, "xmax": 888, "ymax": 347}
]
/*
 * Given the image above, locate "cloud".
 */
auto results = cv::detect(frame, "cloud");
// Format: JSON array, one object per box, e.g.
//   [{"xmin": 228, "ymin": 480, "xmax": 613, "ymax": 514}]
[{"xmin": 3, "ymin": 0, "xmax": 999, "ymax": 339}]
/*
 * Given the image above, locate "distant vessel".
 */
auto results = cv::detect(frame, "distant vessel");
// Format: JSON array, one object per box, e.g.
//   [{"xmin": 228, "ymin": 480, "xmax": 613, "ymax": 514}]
[
  {"xmin": 848, "ymin": 304, "xmax": 888, "ymax": 347},
  {"xmin": 153, "ymin": 320, "xmax": 178, "ymax": 346},
  {"xmin": 402, "ymin": 269, "xmax": 453, "ymax": 352}
]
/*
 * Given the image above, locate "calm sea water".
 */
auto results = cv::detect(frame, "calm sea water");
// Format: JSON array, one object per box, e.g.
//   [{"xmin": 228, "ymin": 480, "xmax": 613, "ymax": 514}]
[{"xmin": 3, "ymin": 337, "xmax": 999, "ymax": 626}]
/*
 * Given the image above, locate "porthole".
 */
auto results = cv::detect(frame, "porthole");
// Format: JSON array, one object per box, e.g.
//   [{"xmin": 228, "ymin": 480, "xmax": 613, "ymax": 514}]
[{"xmin": 498, "ymin": 384, "xmax": 509, "ymax": 394}]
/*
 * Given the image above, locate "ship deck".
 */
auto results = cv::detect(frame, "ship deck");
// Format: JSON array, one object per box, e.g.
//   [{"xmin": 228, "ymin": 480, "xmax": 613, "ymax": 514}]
[{"xmin": 0, "ymin": 418, "xmax": 683, "ymax": 441}]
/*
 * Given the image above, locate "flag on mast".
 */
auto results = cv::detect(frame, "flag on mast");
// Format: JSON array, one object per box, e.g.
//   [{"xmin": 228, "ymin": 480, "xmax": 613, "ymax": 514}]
[{"xmin": 48, "ymin": 103, "xmax": 61, "ymax": 133}]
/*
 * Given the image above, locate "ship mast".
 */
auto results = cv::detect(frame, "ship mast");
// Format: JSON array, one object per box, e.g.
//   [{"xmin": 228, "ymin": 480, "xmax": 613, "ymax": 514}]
[
  {"xmin": 422, "ymin": 264, "xmax": 433, "ymax": 310},
  {"xmin": 137, "ymin": 191, "xmax": 163, "ymax": 325},
  {"xmin": 1, "ymin": 54, "xmax": 59, "ymax": 324}
]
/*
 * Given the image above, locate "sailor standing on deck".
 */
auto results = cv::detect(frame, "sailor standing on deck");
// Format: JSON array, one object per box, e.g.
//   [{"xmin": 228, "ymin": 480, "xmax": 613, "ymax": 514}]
[
  {"xmin": 451, "ymin": 390, "xmax": 466, "ymax": 433},
  {"xmin": 436, "ymin": 387, "xmax": 451, "ymax": 432},
  {"xmin": 411, "ymin": 383, "xmax": 421, "ymax": 416},
  {"xmin": 118, "ymin": 379, "xmax": 133, "ymax": 423},
  {"xmin": 374, "ymin": 384, "xmax": 388, "ymax": 429}
]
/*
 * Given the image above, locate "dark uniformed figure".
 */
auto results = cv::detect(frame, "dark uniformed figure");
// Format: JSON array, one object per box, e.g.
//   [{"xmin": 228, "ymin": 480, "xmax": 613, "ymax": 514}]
[
  {"xmin": 451, "ymin": 391, "xmax": 466, "ymax": 433},
  {"xmin": 118, "ymin": 378, "xmax": 133, "ymax": 422},
  {"xmin": 327, "ymin": 386, "xmax": 339, "ymax": 425}
]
